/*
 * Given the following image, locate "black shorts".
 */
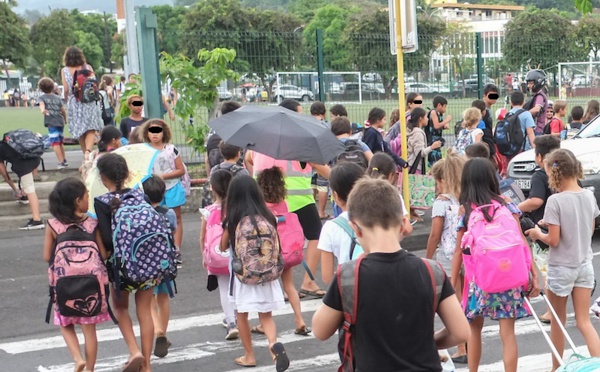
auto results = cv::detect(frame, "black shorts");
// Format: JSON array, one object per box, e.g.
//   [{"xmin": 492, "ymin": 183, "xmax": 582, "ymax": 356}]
[{"xmin": 293, "ymin": 203, "xmax": 322, "ymax": 241}]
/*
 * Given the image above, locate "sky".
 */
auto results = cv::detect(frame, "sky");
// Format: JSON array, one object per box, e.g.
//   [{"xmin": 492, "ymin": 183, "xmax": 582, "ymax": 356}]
[{"xmin": 14, "ymin": 0, "xmax": 173, "ymax": 14}]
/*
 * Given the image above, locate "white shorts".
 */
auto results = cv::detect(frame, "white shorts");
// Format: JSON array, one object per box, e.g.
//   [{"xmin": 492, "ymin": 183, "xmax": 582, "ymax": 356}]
[
  {"xmin": 20, "ymin": 173, "xmax": 35, "ymax": 195},
  {"xmin": 547, "ymin": 261, "xmax": 595, "ymax": 297}
]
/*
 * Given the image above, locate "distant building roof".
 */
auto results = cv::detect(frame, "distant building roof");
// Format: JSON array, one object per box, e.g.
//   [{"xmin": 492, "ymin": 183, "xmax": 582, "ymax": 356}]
[{"xmin": 431, "ymin": 3, "xmax": 525, "ymax": 11}]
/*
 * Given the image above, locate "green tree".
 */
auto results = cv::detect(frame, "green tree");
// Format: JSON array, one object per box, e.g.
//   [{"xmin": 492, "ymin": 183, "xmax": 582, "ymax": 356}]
[
  {"xmin": 575, "ymin": 0, "xmax": 594, "ymax": 13},
  {"xmin": 174, "ymin": 0, "xmax": 200, "ymax": 5},
  {"xmin": 70, "ymin": 10, "xmax": 117, "ymax": 69},
  {"xmin": 152, "ymin": 5, "xmax": 186, "ymax": 55},
  {"xmin": 503, "ymin": 9, "xmax": 581, "ymax": 72},
  {"xmin": 22, "ymin": 9, "xmax": 43, "ymax": 26},
  {"xmin": 73, "ymin": 31, "xmax": 103, "ymax": 70},
  {"xmin": 286, "ymin": 0, "xmax": 329, "ymax": 23},
  {"xmin": 404, "ymin": 13, "xmax": 447, "ymax": 80},
  {"xmin": 29, "ymin": 9, "xmax": 75, "ymax": 79},
  {"xmin": 440, "ymin": 22, "xmax": 476, "ymax": 96},
  {"xmin": 0, "ymin": 0, "xmax": 30, "ymax": 86},
  {"xmin": 111, "ymin": 31, "xmax": 125, "ymax": 70},
  {"xmin": 160, "ymin": 48, "xmax": 239, "ymax": 154},
  {"xmin": 575, "ymin": 15, "xmax": 600, "ymax": 60}
]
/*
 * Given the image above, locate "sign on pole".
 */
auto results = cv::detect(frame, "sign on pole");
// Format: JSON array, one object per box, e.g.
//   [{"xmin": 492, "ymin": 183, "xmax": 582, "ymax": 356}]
[{"xmin": 389, "ymin": 0, "xmax": 418, "ymax": 54}]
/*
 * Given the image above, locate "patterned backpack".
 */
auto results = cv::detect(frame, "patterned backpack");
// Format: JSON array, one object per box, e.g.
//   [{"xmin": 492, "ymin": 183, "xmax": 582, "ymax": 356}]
[
  {"xmin": 45, "ymin": 218, "xmax": 116, "ymax": 323},
  {"xmin": 97, "ymin": 188, "xmax": 177, "ymax": 286},
  {"xmin": 3, "ymin": 129, "xmax": 45, "ymax": 159},
  {"xmin": 202, "ymin": 204, "xmax": 230, "ymax": 275},
  {"xmin": 453, "ymin": 128, "xmax": 474, "ymax": 155},
  {"xmin": 231, "ymin": 214, "xmax": 284, "ymax": 285},
  {"xmin": 72, "ymin": 67, "xmax": 99, "ymax": 103}
]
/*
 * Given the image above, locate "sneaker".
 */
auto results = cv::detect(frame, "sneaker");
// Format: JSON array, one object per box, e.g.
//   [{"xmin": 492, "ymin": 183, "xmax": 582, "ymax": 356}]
[
  {"xmin": 222, "ymin": 319, "xmax": 228, "ymax": 328},
  {"xmin": 17, "ymin": 196, "xmax": 29, "ymax": 205},
  {"xmin": 19, "ymin": 218, "xmax": 44, "ymax": 230},
  {"xmin": 57, "ymin": 160, "xmax": 69, "ymax": 170},
  {"xmin": 225, "ymin": 323, "xmax": 239, "ymax": 340}
]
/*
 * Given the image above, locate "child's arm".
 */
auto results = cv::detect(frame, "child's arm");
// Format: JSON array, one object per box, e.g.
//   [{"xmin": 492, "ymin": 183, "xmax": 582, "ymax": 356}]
[
  {"xmin": 431, "ymin": 110, "xmax": 451, "ymax": 130},
  {"xmin": 199, "ymin": 214, "xmax": 207, "ymax": 255},
  {"xmin": 244, "ymin": 150, "xmax": 254, "ymax": 176},
  {"xmin": 320, "ymin": 251, "xmax": 335, "ymax": 285},
  {"xmin": 0, "ymin": 162, "xmax": 18, "ymax": 194},
  {"xmin": 43, "ymin": 226, "xmax": 55, "ymax": 263},
  {"xmin": 527, "ymin": 224, "xmax": 560, "ymax": 248},
  {"xmin": 513, "ymin": 214, "xmax": 540, "ymax": 297},
  {"xmin": 450, "ymin": 228, "xmax": 465, "ymax": 290},
  {"xmin": 61, "ymin": 69, "xmax": 69, "ymax": 100},
  {"xmin": 219, "ymin": 228, "xmax": 230, "ymax": 252},
  {"xmin": 425, "ymin": 216, "xmax": 444, "ymax": 259},
  {"xmin": 435, "ymin": 294, "xmax": 471, "ymax": 349},
  {"xmin": 60, "ymin": 105, "xmax": 67, "ymax": 123},
  {"xmin": 95, "ymin": 230, "xmax": 109, "ymax": 260},
  {"xmin": 312, "ymin": 304, "xmax": 343, "ymax": 341},
  {"xmin": 162, "ymin": 153, "xmax": 186, "ymax": 180},
  {"xmin": 310, "ymin": 163, "xmax": 330, "ymax": 179}
]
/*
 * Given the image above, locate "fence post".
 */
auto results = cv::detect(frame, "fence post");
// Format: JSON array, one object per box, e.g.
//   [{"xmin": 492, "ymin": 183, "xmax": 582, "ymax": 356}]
[
  {"xmin": 316, "ymin": 29, "xmax": 325, "ymax": 102},
  {"xmin": 476, "ymin": 32, "xmax": 483, "ymax": 99},
  {"xmin": 136, "ymin": 7, "xmax": 163, "ymax": 119}
]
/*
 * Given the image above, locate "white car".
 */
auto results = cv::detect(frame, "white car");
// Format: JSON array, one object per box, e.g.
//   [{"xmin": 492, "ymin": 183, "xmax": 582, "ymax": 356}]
[
  {"xmin": 405, "ymin": 82, "xmax": 450, "ymax": 95},
  {"xmin": 273, "ymin": 85, "xmax": 314, "ymax": 102},
  {"xmin": 217, "ymin": 87, "xmax": 233, "ymax": 101}
]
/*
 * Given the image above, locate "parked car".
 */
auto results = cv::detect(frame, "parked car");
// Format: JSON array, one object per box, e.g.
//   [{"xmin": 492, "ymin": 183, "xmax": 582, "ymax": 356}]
[
  {"xmin": 217, "ymin": 87, "xmax": 233, "ymax": 101},
  {"xmin": 452, "ymin": 78, "xmax": 495, "ymax": 97},
  {"xmin": 405, "ymin": 82, "xmax": 450, "ymax": 96},
  {"xmin": 508, "ymin": 115, "xmax": 600, "ymax": 216},
  {"xmin": 272, "ymin": 85, "xmax": 314, "ymax": 102}
]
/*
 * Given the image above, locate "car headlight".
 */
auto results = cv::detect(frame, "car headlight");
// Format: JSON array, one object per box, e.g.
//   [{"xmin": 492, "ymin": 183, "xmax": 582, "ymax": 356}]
[{"xmin": 579, "ymin": 153, "xmax": 600, "ymax": 175}]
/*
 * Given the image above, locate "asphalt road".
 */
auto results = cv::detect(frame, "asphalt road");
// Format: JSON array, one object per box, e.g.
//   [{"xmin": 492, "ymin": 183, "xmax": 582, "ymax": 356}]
[{"xmin": 2, "ymin": 214, "xmax": 600, "ymax": 372}]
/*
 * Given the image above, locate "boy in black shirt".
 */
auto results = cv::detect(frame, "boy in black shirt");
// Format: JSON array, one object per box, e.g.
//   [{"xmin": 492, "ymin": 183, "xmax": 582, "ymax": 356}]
[
  {"xmin": 569, "ymin": 105, "xmax": 585, "ymax": 130},
  {"xmin": 312, "ymin": 178, "xmax": 469, "ymax": 372}
]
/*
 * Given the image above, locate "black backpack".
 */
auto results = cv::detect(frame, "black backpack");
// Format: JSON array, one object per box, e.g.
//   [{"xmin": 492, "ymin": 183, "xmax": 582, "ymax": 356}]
[
  {"xmin": 543, "ymin": 117, "xmax": 560, "ymax": 135},
  {"xmin": 3, "ymin": 129, "xmax": 44, "ymax": 159},
  {"xmin": 335, "ymin": 139, "xmax": 368, "ymax": 170},
  {"xmin": 523, "ymin": 91, "xmax": 547, "ymax": 119},
  {"xmin": 494, "ymin": 109, "xmax": 526, "ymax": 156},
  {"xmin": 72, "ymin": 68, "xmax": 99, "ymax": 103}
]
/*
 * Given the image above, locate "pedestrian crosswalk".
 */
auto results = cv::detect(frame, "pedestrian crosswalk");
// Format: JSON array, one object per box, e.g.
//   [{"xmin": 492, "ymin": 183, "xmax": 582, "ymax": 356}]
[{"xmin": 1, "ymin": 296, "xmax": 598, "ymax": 371}]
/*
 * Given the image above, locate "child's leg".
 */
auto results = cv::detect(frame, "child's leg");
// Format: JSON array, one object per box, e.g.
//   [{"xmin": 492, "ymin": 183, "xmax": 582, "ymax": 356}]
[
  {"xmin": 111, "ymin": 288, "xmax": 143, "ymax": 360},
  {"xmin": 21, "ymin": 173, "xmax": 41, "ymax": 221},
  {"xmin": 59, "ymin": 325, "xmax": 85, "ymax": 371},
  {"xmin": 547, "ymin": 289, "xmax": 569, "ymax": 371},
  {"xmin": 467, "ymin": 316, "xmax": 484, "ymax": 372},
  {"xmin": 236, "ymin": 312, "xmax": 256, "ymax": 363},
  {"xmin": 281, "ymin": 268, "xmax": 306, "ymax": 330},
  {"xmin": 572, "ymin": 287, "xmax": 600, "ymax": 356},
  {"xmin": 173, "ymin": 206, "xmax": 183, "ymax": 249},
  {"xmin": 60, "ymin": 144, "xmax": 66, "ymax": 163},
  {"xmin": 80, "ymin": 324, "xmax": 98, "ymax": 371},
  {"xmin": 134, "ymin": 288, "xmax": 155, "ymax": 372},
  {"xmin": 52, "ymin": 143, "xmax": 64, "ymax": 163},
  {"xmin": 155, "ymin": 293, "xmax": 170, "ymax": 337},
  {"xmin": 217, "ymin": 275, "xmax": 236, "ymax": 325},
  {"xmin": 498, "ymin": 318, "xmax": 518, "ymax": 372},
  {"xmin": 258, "ymin": 312, "xmax": 277, "ymax": 352}
]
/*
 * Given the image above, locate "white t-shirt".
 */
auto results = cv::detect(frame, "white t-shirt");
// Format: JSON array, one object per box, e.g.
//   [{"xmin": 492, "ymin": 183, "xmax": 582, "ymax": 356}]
[{"xmin": 470, "ymin": 128, "xmax": 483, "ymax": 143}]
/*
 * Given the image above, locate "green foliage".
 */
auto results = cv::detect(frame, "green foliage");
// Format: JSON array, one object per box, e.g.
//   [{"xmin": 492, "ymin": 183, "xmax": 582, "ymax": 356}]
[
  {"xmin": 73, "ymin": 31, "xmax": 103, "ymax": 70},
  {"xmin": 70, "ymin": 10, "xmax": 117, "ymax": 69},
  {"xmin": 576, "ymin": 0, "xmax": 594, "ymax": 14},
  {"xmin": 29, "ymin": 10, "xmax": 76, "ymax": 79},
  {"xmin": 575, "ymin": 15, "xmax": 600, "ymax": 59},
  {"xmin": 160, "ymin": 48, "xmax": 239, "ymax": 154},
  {"xmin": 0, "ymin": 1, "xmax": 31, "ymax": 67},
  {"xmin": 440, "ymin": 23, "xmax": 475, "ymax": 82},
  {"xmin": 503, "ymin": 8, "xmax": 582, "ymax": 72},
  {"xmin": 286, "ymin": 0, "xmax": 330, "ymax": 23},
  {"xmin": 111, "ymin": 32, "xmax": 125, "ymax": 69},
  {"xmin": 405, "ymin": 14, "xmax": 447, "ymax": 77},
  {"xmin": 151, "ymin": 5, "xmax": 186, "ymax": 56}
]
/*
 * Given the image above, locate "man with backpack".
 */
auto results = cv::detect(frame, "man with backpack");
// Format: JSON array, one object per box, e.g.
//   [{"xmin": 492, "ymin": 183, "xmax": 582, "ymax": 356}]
[
  {"xmin": 312, "ymin": 177, "xmax": 469, "ymax": 371},
  {"xmin": 524, "ymin": 69, "xmax": 548, "ymax": 135},
  {"xmin": 0, "ymin": 130, "xmax": 44, "ymax": 230}
]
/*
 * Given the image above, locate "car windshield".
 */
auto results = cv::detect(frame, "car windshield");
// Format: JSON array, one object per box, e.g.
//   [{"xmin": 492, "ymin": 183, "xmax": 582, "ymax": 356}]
[{"xmin": 574, "ymin": 114, "xmax": 600, "ymax": 138}]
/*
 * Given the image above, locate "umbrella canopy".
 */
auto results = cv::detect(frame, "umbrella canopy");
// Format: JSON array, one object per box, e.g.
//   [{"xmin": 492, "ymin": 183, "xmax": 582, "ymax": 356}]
[
  {"xmin": 208, "ymin": 105, "xmax": 346, "ymax": 164},
  {"xmin": 85, "ymin": 144, "xmax": 159, "ymax": 217}
]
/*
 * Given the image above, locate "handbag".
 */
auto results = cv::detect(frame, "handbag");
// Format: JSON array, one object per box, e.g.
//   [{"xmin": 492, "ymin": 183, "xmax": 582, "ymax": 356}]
[{"xmin": 408, "ymin": 151, "xmax": 435, "ymax": 208}]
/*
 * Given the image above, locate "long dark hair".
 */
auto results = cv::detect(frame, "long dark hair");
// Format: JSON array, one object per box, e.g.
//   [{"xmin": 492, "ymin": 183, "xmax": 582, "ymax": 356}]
[
  {"xmin": 97, "ymin": 153, "xmax": 129, "ymax": 211},
  {"xmin": 363, "ymin": 107, "xmax": 386, "ymax": 135},
  {"xmin": 223, "ymin": 175, "xmax": 276, "ymax": 244},
  {"xmin": 407, "ymin": 107, "xmax": 426, "ymax": 130},
  {"xmin": 49, "ymin": 177, "xmax": 87, "ymax": 224},
  {"xmin": 98, "ymin": 126, "xmax": 122, "ymax": 152},
  {"xmin": 459, "ymin": 158, "xmax": 504, "ymax": 223}
]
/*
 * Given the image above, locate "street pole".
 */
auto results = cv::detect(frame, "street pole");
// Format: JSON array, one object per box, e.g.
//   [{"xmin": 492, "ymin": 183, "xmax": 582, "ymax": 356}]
[
  {"xmin": 316, "ymin": 29, "xmax": 325, "ymax": 103},
  {"xmin": 395, "ymin": 0, "xmax": 410, "ymax": 212},
  {"xmin": 136, "ymin": 7, "xmax": 162, "ymax": 119},
  {"xmin": 476, "ymin": 32, "xmax": 483, "ymax": 99},
  {"xmin": 124, "ymin": 0, "xmax": 140, "ymax": 76}
]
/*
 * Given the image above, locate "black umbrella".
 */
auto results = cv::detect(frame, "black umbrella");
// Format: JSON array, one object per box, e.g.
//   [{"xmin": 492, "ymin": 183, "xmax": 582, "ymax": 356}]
[{"xmin": 208, "ymin": 105, "xmax": 346, "ymax": 164}]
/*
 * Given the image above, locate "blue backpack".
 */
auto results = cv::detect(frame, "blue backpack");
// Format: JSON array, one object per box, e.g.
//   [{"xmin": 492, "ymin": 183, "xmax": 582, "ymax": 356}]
[
  {"xmin": 494, "ymin": 109, "xmax": 526, "ymax": 156},
  {"xmin": 98, "ymin": 188, "xmax": 177, "ymax": 286},
  {"xmin": 453, "ymin": 128, "xmax": 474, "ymax": 155}
]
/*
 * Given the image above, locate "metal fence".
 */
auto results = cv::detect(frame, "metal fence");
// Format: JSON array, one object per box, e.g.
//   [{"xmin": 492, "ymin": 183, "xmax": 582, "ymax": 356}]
[{"xmin": 160, "ymin": 29, "xmax": 600, "ymax": 161}]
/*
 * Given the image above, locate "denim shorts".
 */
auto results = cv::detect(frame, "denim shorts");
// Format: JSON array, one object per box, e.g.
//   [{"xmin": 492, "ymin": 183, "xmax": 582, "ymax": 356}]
[{"xmin": 547, "ymin": 261, "xmax": 595, "ymax": 297}]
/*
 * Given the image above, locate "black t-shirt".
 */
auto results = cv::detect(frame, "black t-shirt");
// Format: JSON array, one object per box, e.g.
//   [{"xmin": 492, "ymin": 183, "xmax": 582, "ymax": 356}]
[
  {"xmin": 570, "ymin": 121, "xmax": 583, "ymax": 130},
  {"xmin": 482, "ymin": 108, "xmax": 496, "ymax": 156},
  {"xmin": 0, "ymin": 143, "xmax": 40, "ymax": 177},
  {"xmin": 528, "ymin": 169, "xmax": 552, "ymax": 224},
  {"xmin": 120, "ymin": 117, "xmax": 147, "ymax": 140},
  {"xmin": 323, "ymin": 250, "xmax": 455, "ymax": 372}
]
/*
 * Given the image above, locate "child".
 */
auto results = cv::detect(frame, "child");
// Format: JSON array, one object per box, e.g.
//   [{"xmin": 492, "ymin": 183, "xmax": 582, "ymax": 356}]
[
  {"xmin": 385, "ymin": 92, "xmax": 424, "ymax": 143},
  {"xmin": 425, "ymin": 154, "xmax": 467, "ymax": 363},
  {"xmin": 80, "ymin": 126, "xmax": 123, "ymax": 181},
  {"xmin": 361, "ymin": 107, "xmax": 407, "ymax": 169},
  {"xmin": 45, "ymin": 177, "xmax": 110, "ymax": 372},
  {"xmin": 569, "ymin": 105, "xmax": 585, "ymax": 130},
  {"xmin": 142, "ymin": 175, "xmax": 177, "ymax": 358},
  {"xmin": 220, "ymin": 175, "xmax": 290, "ymax": 371},
  {"xmin": 526, "ymin": 149, "xmax": 600, "ymax": 371},
  {"xmin": 94, "ymin": 153, "xmax": 155, "ymax": 372},
  {"xmin": 451, "ymin": 158, "xmax": 539, "ymax": 372},
  {"xmin": 312, "ymin": 177, "xmax": 470, "ymax": 371},
  {"xmin": 318, "ymin": 162, "xmax": 366, "ymax": 284},
  {"xmin": 426, "ymin": 95, "xmax": 453, "ymax": 165},
  {"xmin": 38, "ymin": 77, "xmax": 68, "ymax": 169},
  {"xmin": 139, "ymin": 119, "xmax": 186, "ymax": 266},
  {"xmin": 550, "ymin": 100, "xmax": 567, "ymax": 139},
  {"xmin": 481, "ymin": 84, "xmax": 500, "ymax": 159},
  {"xmin": 211, "ymin": 141, "xmax": 249, "ymax": 176},
  {"xmin": 366, "ymin": 152, "xmax": 412, "ymax": 231},
  {"xmin": 257, "ymin": 166, "xmax": 310, "ymax": 336},
  {"xmin": 200, "ymin": 169, "xmax": 238, "ymax": 340},
  {"xmin": 407, "ymin": 107, "xmax": 442, "ymax": 175},
  {"xmin": 453, "ymin": 108, "xmax": 483, "ymax": 155}
]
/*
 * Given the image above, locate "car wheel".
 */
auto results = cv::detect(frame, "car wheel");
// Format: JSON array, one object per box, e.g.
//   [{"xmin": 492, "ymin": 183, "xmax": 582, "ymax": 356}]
[{"xmin": 301, "ymin": 95, "xmax": 310, "ymax": 102}]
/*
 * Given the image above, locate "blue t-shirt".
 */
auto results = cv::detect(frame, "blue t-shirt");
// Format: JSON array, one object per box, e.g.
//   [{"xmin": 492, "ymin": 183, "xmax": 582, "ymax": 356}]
[
  {"xmin": 509, "ymin": 107, "xmax": 535, "ymax": 151},
  {"xmin": 477, "ymin": 120, "xmax": 486, "ymax": 130}
]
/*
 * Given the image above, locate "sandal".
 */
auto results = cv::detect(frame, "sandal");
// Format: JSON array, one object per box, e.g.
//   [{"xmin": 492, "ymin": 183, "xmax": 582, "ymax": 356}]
[
  {"xmin": 294, "ymin": 325, "xmax": 311, "ymax": 336},
  {"xmin": 154, "ymin": 335, "xmax": 171, "ymax": 358},
  {"xmin": 122, "ymin": 354, "xmax": 144, "ymax": 372},
  {"xmin": 250, "ymin": 325, "xmax": 265, "ymax": 335},
  {"xmin": 319, "ymin": 214, "xmax": 332, "ymax": 220},
  {"xmin": 271, "ymin": 342, "xmax": 290, "ymax": 372},
  {"xmin": 299, "ymin": 288, "xmax": 326, "ymax": 298},
  {"xmin": 235, "ymin": 356, "xmax": 257, "ymax": 367}
]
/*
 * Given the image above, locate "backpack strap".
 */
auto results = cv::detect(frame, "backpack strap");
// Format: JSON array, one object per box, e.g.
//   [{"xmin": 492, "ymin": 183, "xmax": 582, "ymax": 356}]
[
  {"xmin": 421, "ymin": 258, "xmax": 446, "ymax": 312},
  {"xmin": 337, "ymin": 256, "xmax": 364, "ymax": 371},
  {"xmin": 332, "ymin": 217, "xmax": 359, "ymax": 261}
]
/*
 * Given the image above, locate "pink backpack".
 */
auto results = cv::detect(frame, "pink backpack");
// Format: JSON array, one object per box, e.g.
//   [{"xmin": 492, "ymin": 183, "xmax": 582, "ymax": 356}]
[
  {"xmin": 203, "ymin": 204, "xmax": 230, "ymax": 276},
  {"xmin": 460, "ymin": 201, "xmax": 531, "ymax": 293},
  {"xmin": 390, "ymin": 136, "xmax": 402, "ymax": 158},
  {"xmin": 268, "ymin": 202, "xmax": 304, "ymax": 269},
  {"xmin": 46, "ymin": 218, "xmax": 114, "ymax": 323}
]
